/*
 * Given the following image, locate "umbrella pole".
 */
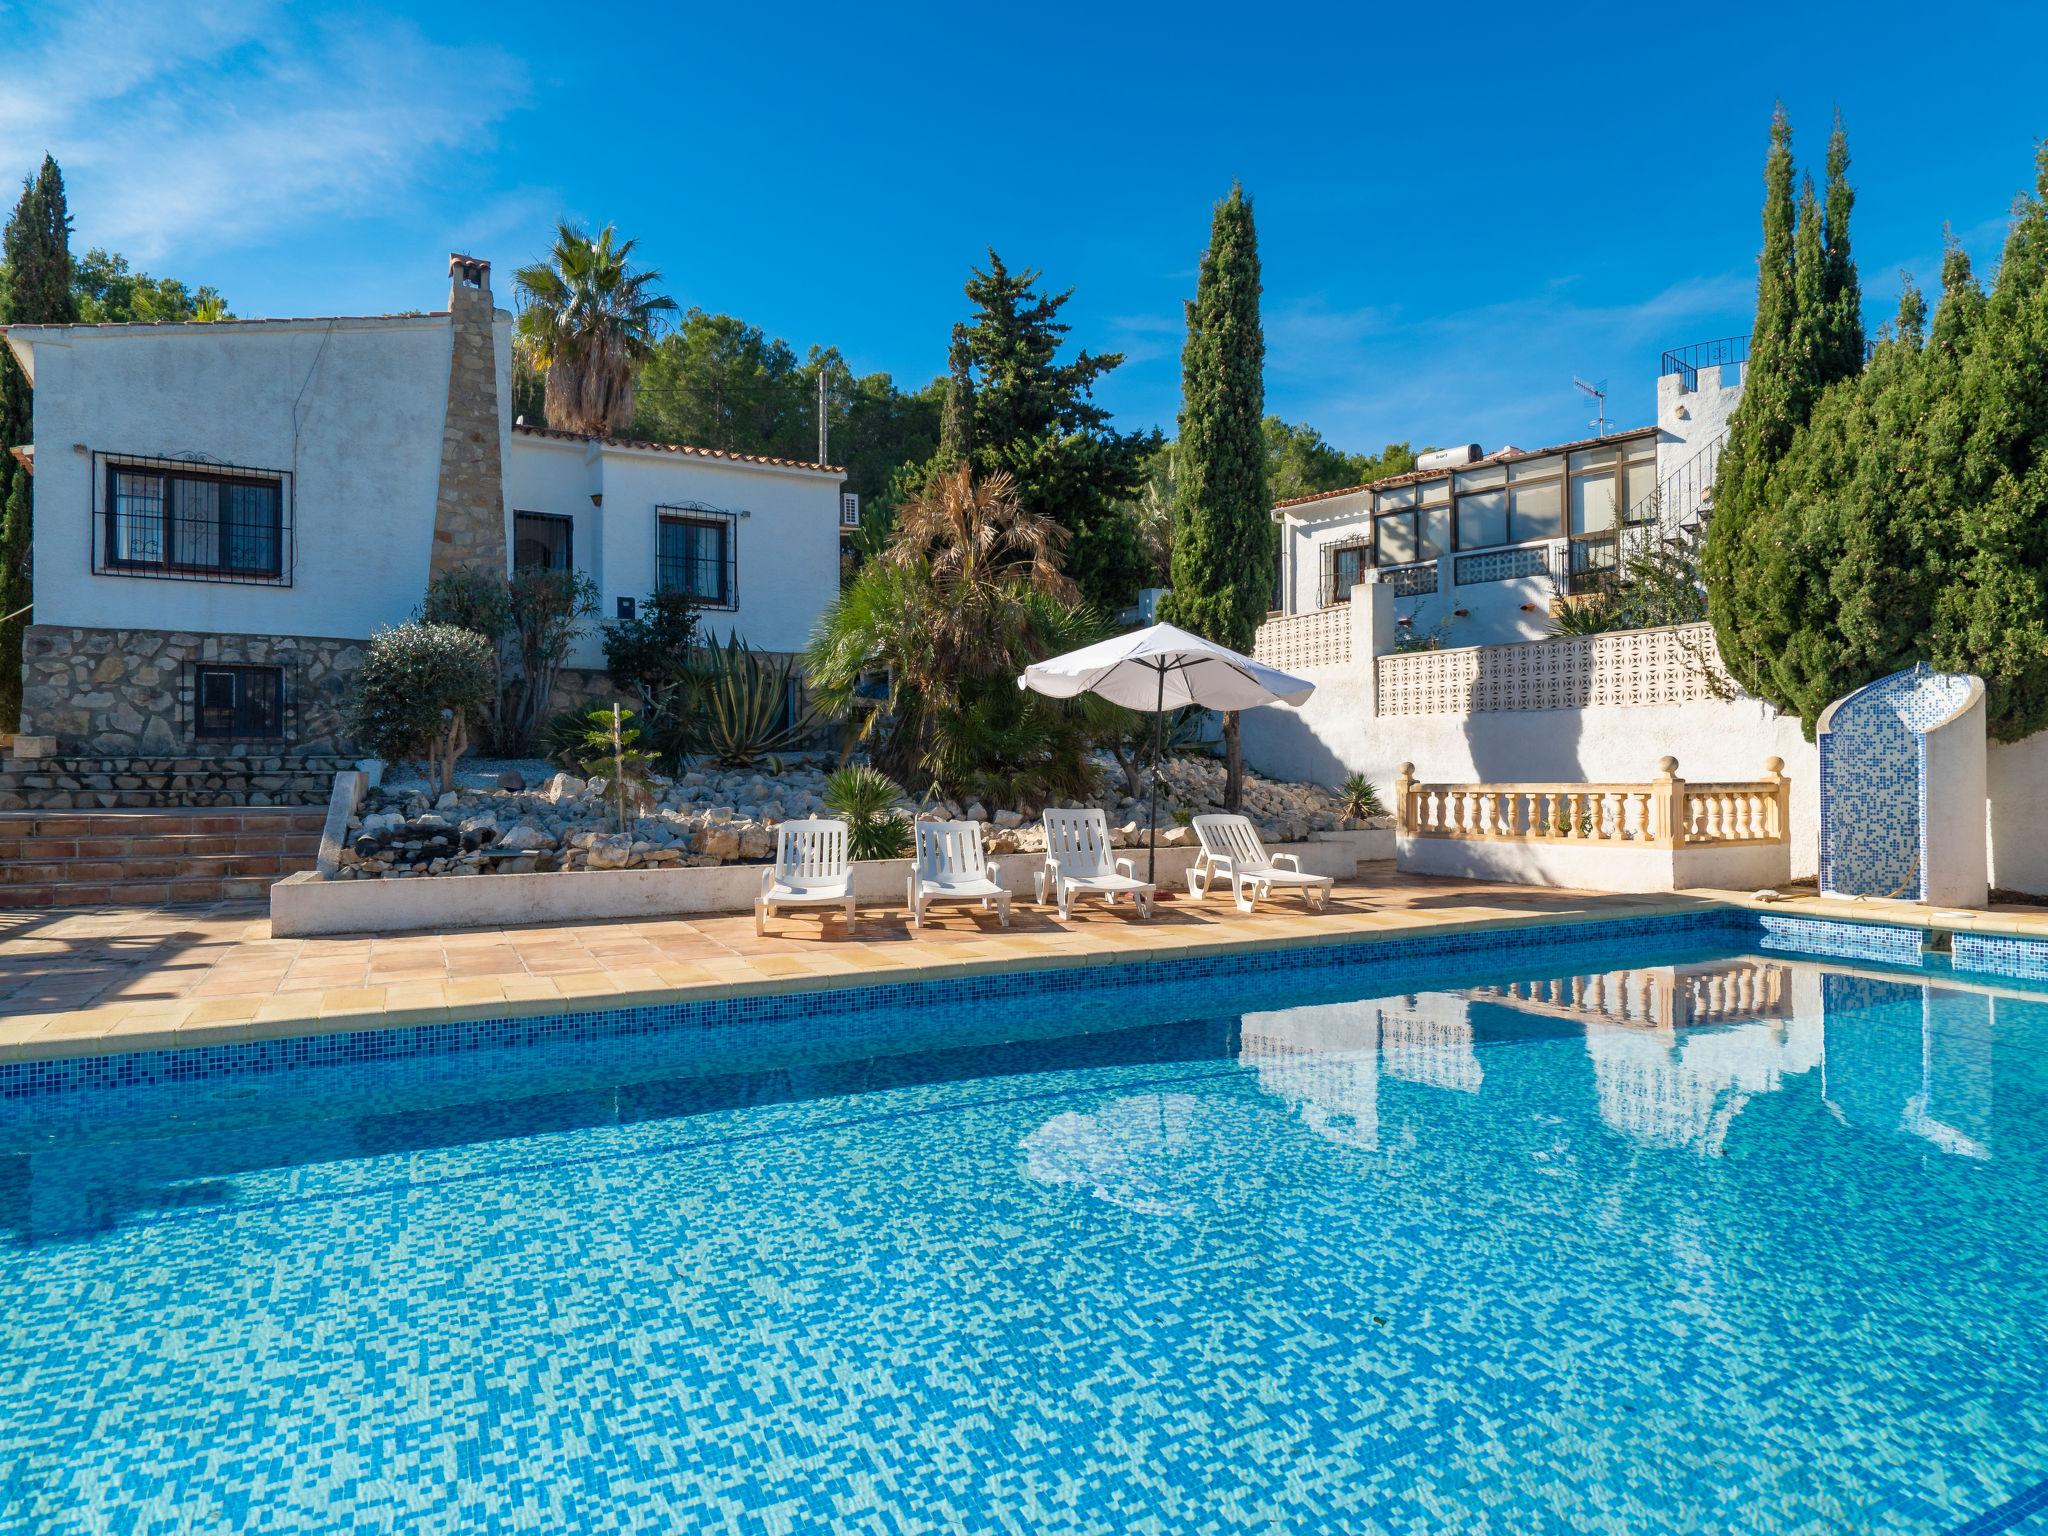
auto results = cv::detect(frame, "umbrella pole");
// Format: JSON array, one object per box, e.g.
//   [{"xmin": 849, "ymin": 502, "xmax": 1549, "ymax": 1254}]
[{"xmin": 1148, "ymin": 664, "xmax": 1165, "ymax": 888}]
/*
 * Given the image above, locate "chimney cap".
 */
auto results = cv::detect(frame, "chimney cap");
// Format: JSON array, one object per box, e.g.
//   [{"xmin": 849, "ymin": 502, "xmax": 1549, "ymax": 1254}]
[{"xmin": 448, "ymin": 252, "xmax": 491, "ymax": 285}]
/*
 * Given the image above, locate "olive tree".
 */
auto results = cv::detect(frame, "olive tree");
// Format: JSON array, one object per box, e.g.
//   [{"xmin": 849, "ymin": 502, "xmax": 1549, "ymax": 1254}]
[{"xmin": 346, "ymin": 622, "xmax": 496, "ymax": 799}]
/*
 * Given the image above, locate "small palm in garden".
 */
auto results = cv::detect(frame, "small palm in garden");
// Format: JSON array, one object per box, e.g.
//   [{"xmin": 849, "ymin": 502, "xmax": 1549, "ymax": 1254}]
[{"xmin": 823, "ymin": 763, "xmax": 911, "ymax": 861}]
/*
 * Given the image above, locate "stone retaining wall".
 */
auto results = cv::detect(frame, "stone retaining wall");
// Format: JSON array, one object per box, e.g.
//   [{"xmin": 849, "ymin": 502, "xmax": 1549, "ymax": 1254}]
[
  {"xmin": 0, "ymin": 753, "xmax": 355, "ymax": 809},
  {"xmin": 20, "ymin": 624, "xmax": 363, "ymax": 757}
]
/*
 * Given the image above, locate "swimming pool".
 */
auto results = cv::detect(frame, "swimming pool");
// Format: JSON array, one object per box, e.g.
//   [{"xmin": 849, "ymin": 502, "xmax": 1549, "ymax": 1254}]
[{"xmin": 5, "ymin": 914, "xmax": 2047, "ymax": 1534}]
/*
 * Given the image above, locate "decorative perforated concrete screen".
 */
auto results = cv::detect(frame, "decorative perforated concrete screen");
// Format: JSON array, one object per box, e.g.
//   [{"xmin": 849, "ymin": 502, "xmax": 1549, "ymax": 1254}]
[
  {"xmin": 1817, "ymin": 665, "xmax": 1983, "ymax": 903},
  {"xmin": 1251, "ymin": 607, "xmax": 1352, "ymax": 671},
  {"xmin": 1375, "ymin": 622, "xmax": 1731, "ymax": 716}
]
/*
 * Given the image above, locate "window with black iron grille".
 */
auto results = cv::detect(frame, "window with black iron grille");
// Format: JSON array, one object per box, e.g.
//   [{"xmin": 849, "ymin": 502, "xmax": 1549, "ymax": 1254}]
[
  {"xmin": 95, "ymin": 454, "xmax": 291, "ymax": 584},
  {"xmin": 194, "ymin": 664, "xmax": 285, "ymax": 741},
  {"xmin": 656, "ymin": 506, "xmax": 738, "ymax": 609},
  {"xmin": 514, "ymin": 511, "xmax": 573, "ymax": 572},
  {"xmin": 1319, "ymin": 540, "xmax": 1372, "ymax": 606}
]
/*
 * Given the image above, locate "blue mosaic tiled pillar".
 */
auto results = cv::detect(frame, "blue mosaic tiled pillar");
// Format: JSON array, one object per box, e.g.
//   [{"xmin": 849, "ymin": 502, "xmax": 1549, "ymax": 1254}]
[{"xmin": 1816, "ymin": 665, "xmax": 1982, "ymax": 902}]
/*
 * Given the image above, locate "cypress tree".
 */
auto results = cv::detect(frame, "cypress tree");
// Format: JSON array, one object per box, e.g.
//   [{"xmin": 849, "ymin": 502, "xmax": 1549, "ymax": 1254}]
[
  {"xmin": 0, "ymin": 155, "xmax": 76, "ymax": 730},
  {"xmin": 1705, "ymin": 107, "xmax": 1871, "ymax": 712},
  {"xmin": 1820, "ymin": 111, "xmax": 1866, "ymax": 383},
  {"xmin": 1704, "ymin": 107, "xmax": 1802, "ymax": 699},
  {"xmin": 1750, "ymin": 281, "xmax": 1936, "ymax": 732},
  {"xmin": 1161, "ymin": 183, "xmax": 1270, "ymax": 810},
  {"xmin": 1932, "ymin": 147, "xmax": 2048, "ymax": 738}
]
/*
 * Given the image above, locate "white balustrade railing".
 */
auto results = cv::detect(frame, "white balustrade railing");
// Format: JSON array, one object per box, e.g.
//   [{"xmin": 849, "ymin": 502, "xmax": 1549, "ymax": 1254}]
[{"xmin": 1395, "ymin": 757, "xmax": 1787, "ymax": 851}]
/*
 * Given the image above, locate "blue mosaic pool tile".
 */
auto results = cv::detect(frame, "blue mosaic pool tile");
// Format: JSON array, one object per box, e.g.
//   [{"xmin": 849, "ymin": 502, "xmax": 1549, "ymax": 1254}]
[
  {"xmin": 0, "ymin": 908, "xmax": 1751, "ymax": 1106},
  {"xmin": 8, "ymin": 932, "xmax": 2048, "ymax": 1533},
  {"xmin": 1754, "ymin": 912, "xmax": 1927, "ymax": 965},
  {"xmin": 1948, "ymin": 1474, "xmax": 2048, "ymax": 1536},
  {"xmin": 1953, "ymin": 933, "xmax": 2048, "ymax": 982}
]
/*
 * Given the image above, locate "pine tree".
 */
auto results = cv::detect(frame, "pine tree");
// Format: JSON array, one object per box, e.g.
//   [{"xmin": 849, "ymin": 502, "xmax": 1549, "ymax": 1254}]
[
  {"xmin": 955, "ymin": 252, "xmax": 1153, "ymax": 611},
  {"xmin": 938, "ymin": 322, "xmax": 973, "ymax": 466},
  {"xmin": 1161, "ymin": 184, "xmax": 1270, "ymax": 810},
  {"xmin": 0, "ymin": 155, "xmax": 76, "ymax": 731},
  {"xmin": 1932, "ymin": 147, "xmax": 2048, "ymax": 738}
]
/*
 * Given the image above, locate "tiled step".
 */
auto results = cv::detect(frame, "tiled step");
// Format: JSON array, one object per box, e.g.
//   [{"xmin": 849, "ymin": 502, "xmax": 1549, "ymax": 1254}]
[{"xmin": 0, "ymin": 807, "xmax": 322, "ymax": 909}]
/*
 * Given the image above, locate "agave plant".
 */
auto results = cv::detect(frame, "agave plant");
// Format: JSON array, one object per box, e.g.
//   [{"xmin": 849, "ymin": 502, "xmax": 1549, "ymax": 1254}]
[
  {"xmin": 1339, "ymin": 773, "xmax": 1385, "ymax": 819},
  {"xmin": 688, "ymin": 632, "xmax": 818, "ymax": 769},
  {"xmin": 822, "ymin": 763, "xmax": 911, "ymax": 861}
]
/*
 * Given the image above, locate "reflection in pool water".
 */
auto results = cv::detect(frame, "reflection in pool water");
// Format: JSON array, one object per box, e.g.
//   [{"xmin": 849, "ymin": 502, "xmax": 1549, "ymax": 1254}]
[{"xmin": 2, "ymin": 946, "xmax": 2041, "ymax": 1534}]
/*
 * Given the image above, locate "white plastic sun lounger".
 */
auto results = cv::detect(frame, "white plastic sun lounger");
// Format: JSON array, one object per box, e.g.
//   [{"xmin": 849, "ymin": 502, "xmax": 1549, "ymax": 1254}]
[
  {"xmin": 756, "ymin": 818, "xmax": 857, "ymax": 936},
  {"xmin": 1188, "ymin": 813, "xmax": 1334, "ymax": 913},
  {"xmin": 908, "ymin": 820, "xmax": 1012, "ymax": 928},
  {"xmin": 1034, "ymin": 808, "xmax": 1156, "ymax": 919}
]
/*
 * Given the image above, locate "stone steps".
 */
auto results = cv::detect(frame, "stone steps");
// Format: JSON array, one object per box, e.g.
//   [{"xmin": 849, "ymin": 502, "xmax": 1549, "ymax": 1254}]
[{"xmin": 0, "ymin": 807, "xmax": 323, "ymax": 909}]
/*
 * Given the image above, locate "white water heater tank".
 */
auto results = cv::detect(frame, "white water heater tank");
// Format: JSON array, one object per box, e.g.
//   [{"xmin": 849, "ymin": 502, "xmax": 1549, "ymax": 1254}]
[{"xmin": 1416, "ymin": 444, "xmax": 1482, "ymax": 472}]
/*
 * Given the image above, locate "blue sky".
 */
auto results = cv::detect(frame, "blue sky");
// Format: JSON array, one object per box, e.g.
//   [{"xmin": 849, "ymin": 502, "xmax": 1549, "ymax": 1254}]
[{"xmin": 3, "ymin": 0, "xmax": 2044, "ymax": 454}]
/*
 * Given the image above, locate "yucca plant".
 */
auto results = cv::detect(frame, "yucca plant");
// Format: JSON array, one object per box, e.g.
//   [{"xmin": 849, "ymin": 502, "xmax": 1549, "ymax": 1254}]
[
  {"xmin": 689, "ymin": 632, "xmax": 818, "ymax": 768},
  {"xmin": 1339, "ymin": 774, "xmax": 1385, "ymax": 819},
  {"xmin": 823, "ymin": 763, "xmax": 911, "ymax": 861}
]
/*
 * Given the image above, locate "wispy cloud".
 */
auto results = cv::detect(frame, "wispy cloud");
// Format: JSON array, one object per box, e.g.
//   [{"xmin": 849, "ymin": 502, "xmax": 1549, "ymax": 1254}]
[
  {"xmin": 1106, "ymin": 310, "xmax": 1183, "ymax": 366},
  {"xmin": 0, "ymin": 1, "xmax": 527, "ymax": 261}
]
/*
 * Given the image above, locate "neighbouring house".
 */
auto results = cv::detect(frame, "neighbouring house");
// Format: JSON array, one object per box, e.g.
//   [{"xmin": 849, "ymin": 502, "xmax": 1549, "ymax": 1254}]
[
  {"xmin": 0, "ymin": 254, "xmax": 847, "ymax": 808},
  {"xmin": 1272, "ymin": 344, "xmax": 1739, "ymax": 650},
  {"xmin": 1243, "ymin": 336, "xmax": 2048, "ymax": 894}
]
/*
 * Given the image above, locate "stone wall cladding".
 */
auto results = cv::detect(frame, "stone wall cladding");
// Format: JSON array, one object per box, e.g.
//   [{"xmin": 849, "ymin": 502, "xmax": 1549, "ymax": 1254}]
[
  {"xmin": 19, "ymin": 623, "xmax": 364, "ymax": 757},
  {"xmin": 429, "ymin": 254, "xmax": 508, "ymax": 580},
  {"xmin": 0, "ymin": 754, "xmax": 353, "ymax": 809}
]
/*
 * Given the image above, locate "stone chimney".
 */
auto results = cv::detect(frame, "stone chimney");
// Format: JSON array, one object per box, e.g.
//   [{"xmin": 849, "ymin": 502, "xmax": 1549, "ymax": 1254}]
[{"xmin": 429, "ymin": 253, "xmax": 508, "ymax": 578}]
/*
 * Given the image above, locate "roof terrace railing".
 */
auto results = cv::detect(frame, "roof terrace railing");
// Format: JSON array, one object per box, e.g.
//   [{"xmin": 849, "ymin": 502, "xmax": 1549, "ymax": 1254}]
[
  {"xmin": 1659, "ymin": 336, "xmax": 1750, "ymax": 391},
  {"xmin": 1662, "ymin": 332, "xmax": 1880, "ymax": 391}
]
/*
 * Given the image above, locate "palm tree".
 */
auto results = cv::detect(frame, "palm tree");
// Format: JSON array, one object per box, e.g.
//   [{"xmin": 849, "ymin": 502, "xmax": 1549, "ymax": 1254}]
[
  {"xmin": 886, "ymin": 463, "xmax": 1075, "ymax": 681},
  {"xmin": 513, "ymin": 223, "xmax": 676, "ymax": 435},
  {"xmin": 806, "ymin": 465, "xmax": 1106, "ymax": 800}
]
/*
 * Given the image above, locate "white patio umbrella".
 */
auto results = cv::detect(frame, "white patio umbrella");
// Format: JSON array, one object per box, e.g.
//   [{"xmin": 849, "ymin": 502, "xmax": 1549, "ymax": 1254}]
[{"xmin": 1018, "ymin": 622, "xmax": 1316, "ymax": 886}]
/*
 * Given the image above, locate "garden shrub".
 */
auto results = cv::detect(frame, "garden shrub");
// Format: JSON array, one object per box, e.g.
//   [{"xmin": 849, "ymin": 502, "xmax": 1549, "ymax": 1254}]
[{"xmin": 347, "ymin": 623, "xmax": 496, "ymax": 799}]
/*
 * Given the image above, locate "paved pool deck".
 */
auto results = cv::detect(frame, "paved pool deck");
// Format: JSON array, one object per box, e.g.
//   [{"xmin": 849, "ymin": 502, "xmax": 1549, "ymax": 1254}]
[{"xmin": 5, "ymin": 864, "xmax": 2048, "ymax": 1065}]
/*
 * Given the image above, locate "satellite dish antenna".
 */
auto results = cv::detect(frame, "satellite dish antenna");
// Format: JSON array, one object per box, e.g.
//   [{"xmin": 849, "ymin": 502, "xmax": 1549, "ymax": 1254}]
[{"xmin": 1573, "ymin": 377, "xmax": 1612, "ymax": 437}]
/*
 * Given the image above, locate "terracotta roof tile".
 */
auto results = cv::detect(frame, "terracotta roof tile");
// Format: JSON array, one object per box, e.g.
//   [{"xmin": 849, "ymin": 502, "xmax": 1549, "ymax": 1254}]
[
  {"xmin": 513, "ymin": 422, "xmax": 843, "ymax": 475},
  {"xmin": 1273, "ymin": 423, "xmax": 1660, "ymax": 513},
  {"xmin": 0, "ymin": 312, "xmax": 450, "ymax": 335}
]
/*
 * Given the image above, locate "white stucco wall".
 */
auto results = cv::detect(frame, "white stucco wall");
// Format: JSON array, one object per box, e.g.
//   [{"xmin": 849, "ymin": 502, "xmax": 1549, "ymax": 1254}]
[
  {"xmin": 6, "ymin": 316, "xmax": 844, "ymax": 678},
  {"xmin": 1656, "ymin": 362, "xmax": 1742, "ymax": 483},
  {"xmin": 1396, "ymin": 832, "xmax": 1790, "ymax": 894},
  {"xmin": 1922, "ymin": 688, "xmax": 1990, "ymax": 908},
  {"xmin": 11, "ymin": 312, "xmax": 508, "ymax": 640},
  {"xmin": 505, "ymin": 431, "xmax": 844, "ymax": 668}
]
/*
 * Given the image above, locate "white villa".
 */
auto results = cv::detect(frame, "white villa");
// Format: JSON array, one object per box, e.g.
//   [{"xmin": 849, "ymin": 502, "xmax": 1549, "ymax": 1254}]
[{"xmin": 0, "ymin": 255, "xmax": 849, "ymax": 803}]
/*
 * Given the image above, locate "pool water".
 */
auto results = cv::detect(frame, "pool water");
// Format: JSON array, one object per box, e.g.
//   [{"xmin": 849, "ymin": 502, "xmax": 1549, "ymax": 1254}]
[{"xmin": 5, "ymin": 937, "xmax": 2048, "ymax": 1534}]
